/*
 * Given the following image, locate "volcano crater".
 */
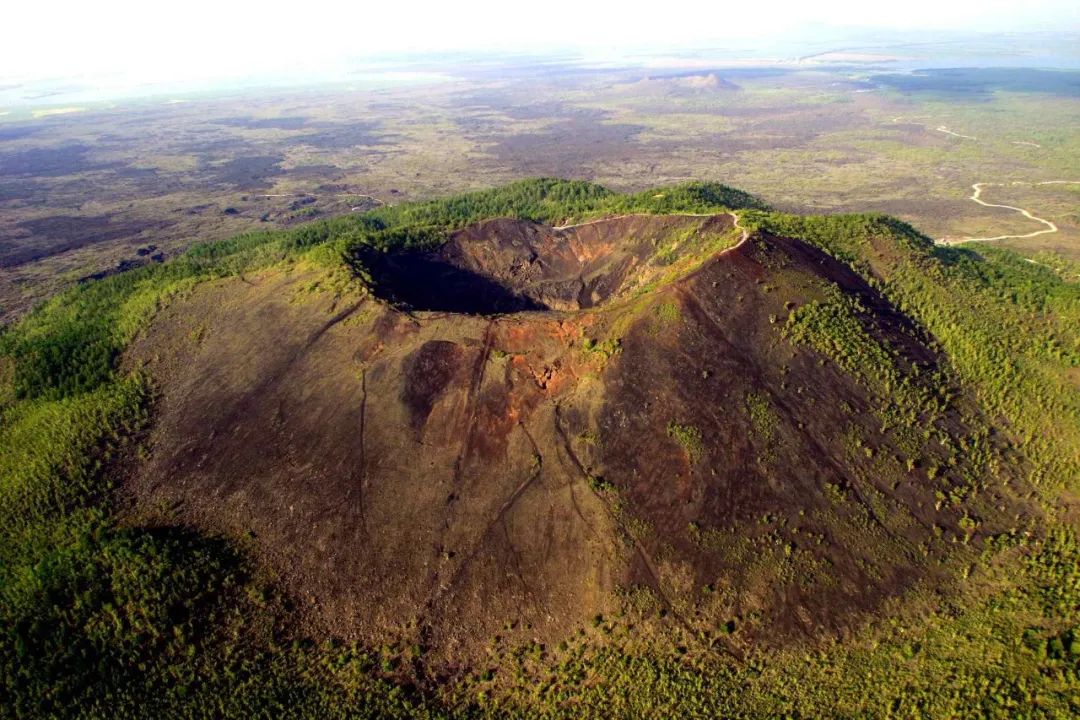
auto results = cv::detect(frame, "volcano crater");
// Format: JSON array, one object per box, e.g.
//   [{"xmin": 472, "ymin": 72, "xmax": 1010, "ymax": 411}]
[{"xmin": 356, "ymin": 213, "xmax": 738, "ymax": 314}]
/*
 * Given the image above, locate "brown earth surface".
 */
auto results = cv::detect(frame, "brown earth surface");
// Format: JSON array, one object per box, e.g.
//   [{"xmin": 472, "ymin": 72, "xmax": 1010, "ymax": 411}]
[{"xmin": 126, "ymin": 214, "xmax": 1021, "ymax": 671}]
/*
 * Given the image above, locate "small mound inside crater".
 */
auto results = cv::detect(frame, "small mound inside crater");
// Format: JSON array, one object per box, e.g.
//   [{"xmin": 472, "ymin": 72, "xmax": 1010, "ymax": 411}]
[{"xmin": 357, "ymin": 213, "xmax": 737, "ymax": 314}]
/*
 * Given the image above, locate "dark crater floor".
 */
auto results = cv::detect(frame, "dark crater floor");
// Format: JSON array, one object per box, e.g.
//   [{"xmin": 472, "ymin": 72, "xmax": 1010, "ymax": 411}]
[{"xmin": 353, "ymin": 214, "xmax": 737, "ymax": 314}]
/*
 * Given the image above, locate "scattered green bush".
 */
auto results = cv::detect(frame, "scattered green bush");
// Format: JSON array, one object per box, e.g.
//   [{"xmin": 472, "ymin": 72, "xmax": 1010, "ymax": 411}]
[{"xmin": 667, "ymin": 421, "xmax": 705, "ymax": 463}]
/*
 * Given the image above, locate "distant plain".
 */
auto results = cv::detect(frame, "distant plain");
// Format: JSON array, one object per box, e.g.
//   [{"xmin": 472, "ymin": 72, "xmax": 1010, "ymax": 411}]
[{"xmin": 1, "ymin": 54, "xmax": 1078, "ymax": 321}]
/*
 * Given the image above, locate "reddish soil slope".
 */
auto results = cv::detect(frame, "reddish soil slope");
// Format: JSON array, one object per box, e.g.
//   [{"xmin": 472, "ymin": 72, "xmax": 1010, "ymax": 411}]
[{"xmin": 127, "ymin": 214, "xmax": 1017, "ymax": 667}]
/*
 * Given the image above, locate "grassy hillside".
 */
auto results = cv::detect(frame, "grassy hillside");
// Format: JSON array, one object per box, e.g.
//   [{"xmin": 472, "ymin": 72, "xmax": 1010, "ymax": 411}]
[{"xmin": 1, "ymin": 179, "xmax": 1078, "ymax": 718}]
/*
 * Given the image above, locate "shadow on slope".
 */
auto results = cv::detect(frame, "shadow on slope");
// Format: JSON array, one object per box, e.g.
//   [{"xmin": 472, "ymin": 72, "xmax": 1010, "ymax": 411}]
[{"xmin": 355, "ymin": 245, "xmax": 549, "ymax": 314}]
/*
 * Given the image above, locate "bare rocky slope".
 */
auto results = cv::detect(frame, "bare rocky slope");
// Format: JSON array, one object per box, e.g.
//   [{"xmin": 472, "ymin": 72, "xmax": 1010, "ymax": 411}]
[{"xmin": 127, "ymin": 212, "xmax": 1020, "ymax": 668}]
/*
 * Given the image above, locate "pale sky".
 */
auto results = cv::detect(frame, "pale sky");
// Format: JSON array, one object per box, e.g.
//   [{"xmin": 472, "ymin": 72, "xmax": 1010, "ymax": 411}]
[{"xmin": 3, "ymin": 0, "xmax": 1078, "ymax": 88}]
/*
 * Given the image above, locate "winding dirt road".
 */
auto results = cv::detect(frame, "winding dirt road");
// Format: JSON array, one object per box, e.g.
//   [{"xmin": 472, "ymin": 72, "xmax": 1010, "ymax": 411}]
[
  {"xmin": 886, "ymin": 117, "xmax": 1072, "ymax": 246},
  {"xmin": 936, "ymin": 126, "xmax": 977, "ymax": 140},
  {"xmin": 937, "ymin": 181, "xmax": 1080, "ymax": 245}
]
